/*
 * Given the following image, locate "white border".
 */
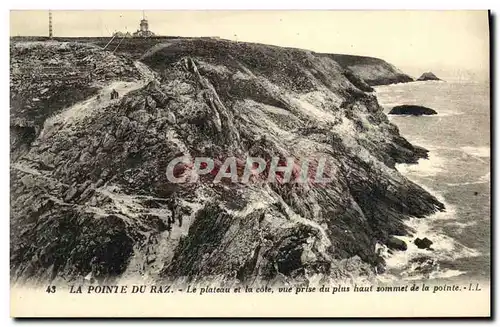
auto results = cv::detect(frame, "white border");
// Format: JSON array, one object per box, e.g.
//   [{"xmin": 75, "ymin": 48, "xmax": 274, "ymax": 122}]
[
  {"xmin": 3, "ymin": 1, "xmax": 498, "ymax": 325},
  {"xmin": 3, "ymin": 1, "xmax": 499, "ymax": 10}
]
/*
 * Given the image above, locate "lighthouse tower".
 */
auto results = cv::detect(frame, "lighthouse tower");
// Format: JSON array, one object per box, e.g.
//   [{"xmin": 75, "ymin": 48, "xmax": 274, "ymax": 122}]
[
  {"xmin": 133, "ymin": 11, "xmax": 155, "ymax": 37},
  {"xmin": 140, "ymin": 11, "xmax": 149, "ymax": 32}
]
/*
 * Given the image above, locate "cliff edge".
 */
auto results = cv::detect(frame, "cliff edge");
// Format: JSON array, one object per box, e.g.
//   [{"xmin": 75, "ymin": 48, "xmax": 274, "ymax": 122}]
[
  {"xmin": 10, "ymin": 39, "xmax": 443, "ymax": 287},
  {"xmin": 325, "ymin": 54, "xmax": 414, "ymax": 86}
]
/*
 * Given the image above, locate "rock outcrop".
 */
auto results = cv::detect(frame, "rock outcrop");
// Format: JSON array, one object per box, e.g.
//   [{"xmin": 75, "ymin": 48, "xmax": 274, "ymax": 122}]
[
  {"xmin": 417, "ymin": 72, "xmax": 441, "ymax": 81},
  {"xmin": 325, "ymin": 54, "xmax": 414, "ymax": 86},
  {"xmin": 414, "ymin": 237, "xmax": 434, "ymax": 250},
  {"xmin": 10, "ymin": 38, "xmax": 444, "ymax": 287},
  {"xmin": 388, "ymin": 105, "xmax": 438, "ymax": 116},
  {"xmin": 386, "ymin": 236, "xmax": 407, "ymax": 251}
]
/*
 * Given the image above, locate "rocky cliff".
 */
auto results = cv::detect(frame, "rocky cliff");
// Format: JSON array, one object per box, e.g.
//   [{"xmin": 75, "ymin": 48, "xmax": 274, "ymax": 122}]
[
  {"xmin": 10, "ymin": 39, "xmax": 443, "ymax": 287},
  {"xmin": 327, "ymin": 54, "xmax": 414, "ymax": 86}
]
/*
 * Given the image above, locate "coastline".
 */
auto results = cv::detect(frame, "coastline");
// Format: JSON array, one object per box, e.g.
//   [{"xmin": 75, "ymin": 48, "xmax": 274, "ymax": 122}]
[
  {"xmin": 8, "ymin": 38, "xmax": 463, "ymax": 285},
  {"xmin": 374, "ymin": 81, "xmax": 490, "ymax": 283}
]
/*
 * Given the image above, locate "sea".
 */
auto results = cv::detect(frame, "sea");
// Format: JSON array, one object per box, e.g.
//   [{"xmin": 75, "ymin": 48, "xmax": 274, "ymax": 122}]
[{"xmin": 374, "ymin": 80, "xmax": 491, "ymax": 283}]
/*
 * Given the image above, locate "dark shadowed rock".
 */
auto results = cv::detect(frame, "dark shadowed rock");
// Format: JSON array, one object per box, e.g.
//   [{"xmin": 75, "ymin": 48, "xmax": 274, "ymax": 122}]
[
  {"xmin": 386, "ymin": 236, "xmax": 408, "ymax": 251},
  {"xmin": 389, "ymin": 105, "xmax": 438, "ymax": 116},
  {"xmin": 417, "ymin": 72, "xmax": 441, "ymax": 81},
  {"xmin": 414, "ymin": 237, "xmax": 433, "ymax": 249}
]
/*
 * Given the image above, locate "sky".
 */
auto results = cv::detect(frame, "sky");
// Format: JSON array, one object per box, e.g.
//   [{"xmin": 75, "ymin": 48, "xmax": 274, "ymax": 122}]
[{"xmin": 10, "ymin": 10, "xmax": 490, "ymax": 81}]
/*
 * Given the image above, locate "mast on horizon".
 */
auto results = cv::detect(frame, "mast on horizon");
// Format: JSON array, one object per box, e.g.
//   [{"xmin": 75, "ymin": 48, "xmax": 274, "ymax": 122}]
[{"xmin": 48, "ymin": 10, "xmax": 53, "ymax": 38}]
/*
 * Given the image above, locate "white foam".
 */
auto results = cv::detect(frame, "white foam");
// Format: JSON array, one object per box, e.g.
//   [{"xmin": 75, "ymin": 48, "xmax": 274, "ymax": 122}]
[
  {"xmin": 375, "ymin": 81, "xmax": 487, "ymax": 281},
  {"xmin": 400, "ymin": 265, "xmax": 466, "ymax": 281},
  {"xmin": 461, "ymin": 146, "xmax": 491, "ymax": 158},
  {"xmin": 381, "ymin": 203, "xmax": 480, "ymax": 282},
  {"xmin": 450, "ymin": 221, "xmax": 478, "ymax": 232},
  {"xmin": 380, "ymin": 168, "xmax": 480, "ymax": 281},
  {"xmin": 396, "ymin": 153, "xmax": 445, "ymax": 178},
  {"xmin": 433, "ymin": 111, "xmax": 465, "ymax": 117}
]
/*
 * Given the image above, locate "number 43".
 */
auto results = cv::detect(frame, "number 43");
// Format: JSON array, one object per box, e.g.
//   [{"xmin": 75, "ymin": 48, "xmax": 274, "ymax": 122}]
[{"xmin": 46, "ymin": 285, "xmax": 56, "ymax": 293}]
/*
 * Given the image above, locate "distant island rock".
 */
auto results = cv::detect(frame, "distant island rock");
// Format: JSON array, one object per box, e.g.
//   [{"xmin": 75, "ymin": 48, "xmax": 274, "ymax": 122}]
[
  {"xmin": 417, "ymin": 72, "xmax": 441, "ymax": 81},
  {"xmin": 389, "ymin": 105, "xmax": 438, "ymax": 116}
]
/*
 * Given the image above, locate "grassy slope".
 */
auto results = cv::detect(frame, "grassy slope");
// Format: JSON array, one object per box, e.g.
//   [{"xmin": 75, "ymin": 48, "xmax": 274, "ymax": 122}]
[{"xmin": 11, "ymin": 37, "xmax": 413, "ymax": 87}]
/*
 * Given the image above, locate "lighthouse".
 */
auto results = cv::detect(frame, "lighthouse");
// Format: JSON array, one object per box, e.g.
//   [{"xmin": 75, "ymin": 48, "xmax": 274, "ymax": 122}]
[
  {"xmin": 133, "ymin": 11, "xmax": 155, "ymax": 37},
  {"xmin": 140, "ymin": 14, "xmax": 148, "ymax": 33}
]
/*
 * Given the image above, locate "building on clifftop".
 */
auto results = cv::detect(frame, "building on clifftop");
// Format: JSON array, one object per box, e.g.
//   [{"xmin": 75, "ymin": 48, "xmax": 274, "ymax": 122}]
[
  {"xmin": 113, "ymin": 31, "xmax": 132, "ymax": 38},
  {"xmin": 133, "ymin": 12, "xmax": 156, "ymax": 38}
]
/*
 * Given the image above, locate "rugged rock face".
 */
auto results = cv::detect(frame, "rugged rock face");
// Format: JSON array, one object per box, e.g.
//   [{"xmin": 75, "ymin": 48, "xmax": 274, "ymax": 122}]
[
  {"xmin": 325, "ymin": 54, "xmax": 414, "ymax": 86},
  {"xmin": 417, "ymin": 72, "xmax": 441, "ymax": 81},
  {"xmin": 389, "ymin": 105, "xmax": 438, "ymax": 116},
  {"xmin": 10, "ymin": 38, "xmax": 444, "ymax": 287},
  {"xmin": 10, "ymin": 41, "xmax": 143, "ymax": 161}
]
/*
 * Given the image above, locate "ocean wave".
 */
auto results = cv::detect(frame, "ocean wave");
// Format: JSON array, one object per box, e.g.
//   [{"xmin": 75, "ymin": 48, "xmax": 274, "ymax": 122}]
[
  {"xmin": 377, "ymin": 81, "xmax": 487, "ymax": 282},
  {"xmin": 433, "ymin": 111, "xmax": 465, "ymax": 117},
  {"xmin": 396, "ymin": 153, "xmax": 445, "ymax": 178},
  {"xmin": 461, "ymin": 146, "xmax": 491, "ymax": 158},
  {"xmin": 445, "ymin": 221, "xmax": 478, "ymax": 233},
  {"xmin": 379, "ymin": 209, "xmax": 480, "ymax": 281},
  {"xmin": 446, "ymin": 172, "xmax": 490, "ymax": 187},
  {"xmin": 376, "ymin": 266, "xmax": 466, "ymax": 283},
  {"xmin": 382, "ymin": 174, "xmax": 480, "ymax": 281}
]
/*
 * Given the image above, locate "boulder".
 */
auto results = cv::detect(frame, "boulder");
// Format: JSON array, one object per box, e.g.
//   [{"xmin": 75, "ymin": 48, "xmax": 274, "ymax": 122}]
[
  {"xmin": 409, "ymin": 256, "xmax": 437, "ymax": 275},
  {"xmin": 386, "ymin": 236, "xmax": 408, "ymax": 251},
  {"xmin": 414, "ymin": 237, "xmax": 433, "ymax": 249},
  {"xmin": 115, "ymin": 116, "xmax": 130, "ymax": 139},
  {"xmin": 166, "ymin": 111, "xmax": 177, "ymax": 125},
  {"xmin": 389, "ymin": 105, "xmax": 437, "ymax": 116},
  {"xmin": 64, "ymin": 185, "xmax": 79, "ymax": 202},
  {"xmin": 145, "ymin": 95, "xmax": 157, "ymax": 110},
  {"xmin": 102, "ymin": 133, "xmax": 116, "ymax": 150}
]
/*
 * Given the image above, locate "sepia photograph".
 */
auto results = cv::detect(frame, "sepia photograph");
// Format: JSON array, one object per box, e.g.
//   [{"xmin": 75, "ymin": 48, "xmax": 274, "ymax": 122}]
[{"xmin": 9, "ymin": 9, "xmax": 491, "ymax": 318}]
